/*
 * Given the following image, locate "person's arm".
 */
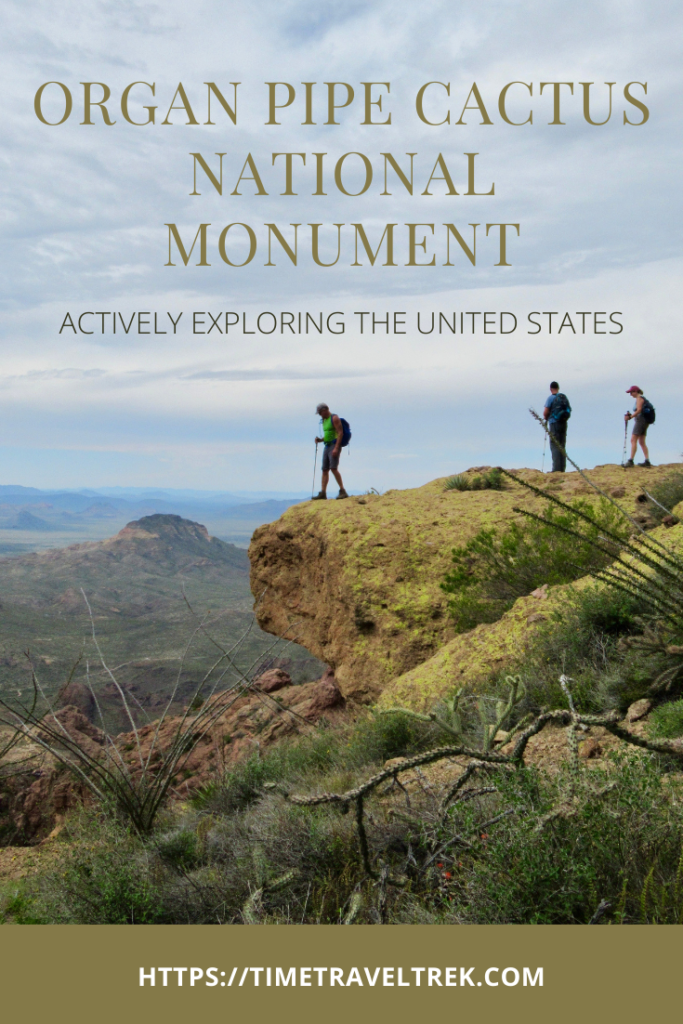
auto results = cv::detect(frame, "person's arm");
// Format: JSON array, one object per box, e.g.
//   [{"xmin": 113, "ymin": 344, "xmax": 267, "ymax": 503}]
[
  {"xmin": 543, "ymin": 397, "xmax": 552, "ymax": 420},
  {"xmin": 626, "ymin": 396, "xmax": 644, "ymax": 421},
  {"xmin": 331, "ymin": 414, "xmax": 343, "ymax": 455}
]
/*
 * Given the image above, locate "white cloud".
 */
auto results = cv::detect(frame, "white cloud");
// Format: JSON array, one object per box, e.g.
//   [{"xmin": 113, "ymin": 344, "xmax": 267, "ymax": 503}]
[{"xmin": 0, "ymin": 0, "xmax": 681, "ymax": 489}]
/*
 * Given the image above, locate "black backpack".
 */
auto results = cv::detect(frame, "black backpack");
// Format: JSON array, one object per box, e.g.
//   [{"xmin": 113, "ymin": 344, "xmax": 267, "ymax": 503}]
[
  {"xmin": 553, "ymin": 393, "xmax": 571, "ymax": 421},
  {"xmin": 641, "ymin": 399, "xmax": 656, "ymax": 425}
]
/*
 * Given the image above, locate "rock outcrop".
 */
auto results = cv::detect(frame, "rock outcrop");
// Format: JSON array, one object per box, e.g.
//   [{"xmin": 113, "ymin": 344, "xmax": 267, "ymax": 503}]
[
  {"xmin": 378, "ymin": 587, "xmax": 568, "ymax": 710},
  {"xmin": 0, "ymin": 669, "xmax": 346, "ymax": 841},
  {"xmin": 249, "ymin": 463, "xmax": 678, "ymax": 702}
]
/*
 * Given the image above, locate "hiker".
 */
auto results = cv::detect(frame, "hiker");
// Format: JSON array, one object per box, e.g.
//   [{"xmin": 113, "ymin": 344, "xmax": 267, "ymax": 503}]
[
  {"xmin": 624, "ymin": 386, "xmax": 654, "ymax": 467},
  {"xmin": 312, "ymin": 403, "xmax": 349, "ymax": 499},
  {"xmin": 543, "ymin": 381, "xmax": 571, "ymax": 473}
]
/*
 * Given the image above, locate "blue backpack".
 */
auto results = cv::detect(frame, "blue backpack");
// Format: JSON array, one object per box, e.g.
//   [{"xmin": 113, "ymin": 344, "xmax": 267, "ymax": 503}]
[
  {"xmin": 552, "ymin": 393, "xmax": 571, "ymax": 421},
  {"xmin": 641, "ymin": 399, "xmax": 656, "ymax": 425},
  {"xmin": 338, "ymin": 416, "xmax": 352, "ymax": 447}
]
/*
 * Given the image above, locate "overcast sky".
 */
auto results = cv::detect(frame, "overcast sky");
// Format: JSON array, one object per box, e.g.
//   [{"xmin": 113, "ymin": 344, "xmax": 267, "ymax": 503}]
[{"xmin": 1, "ymin": 0, "xmax": 681, "ymax": 492}]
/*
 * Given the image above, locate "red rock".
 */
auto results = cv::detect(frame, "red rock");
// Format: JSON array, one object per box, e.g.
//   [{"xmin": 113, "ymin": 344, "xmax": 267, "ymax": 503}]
[
  {"xmin": 253, "ymin": 668, "xmax": 292, "ymax": 693},
  {"xmin": 38, "ymin": 706, "xmax": 105, "ymax": 759},
  {"xmin": 56, "ymin": 681, "xmax": 96, "ymax": 722},
  {"xmin": 299, "ymin": 669, "xmax": 345, "ymax": 721}
]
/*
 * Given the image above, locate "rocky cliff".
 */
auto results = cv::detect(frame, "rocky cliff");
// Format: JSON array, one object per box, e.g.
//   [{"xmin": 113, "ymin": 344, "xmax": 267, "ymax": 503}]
[{"xmin": 249, "ymin": 463, "xmax": 679, "ymax": 702}]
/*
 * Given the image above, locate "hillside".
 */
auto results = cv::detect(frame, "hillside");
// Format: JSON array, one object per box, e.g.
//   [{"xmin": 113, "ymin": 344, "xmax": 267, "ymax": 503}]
[
  {"xmin": 250, "ymin": 463, "xmax": 679, "ymax": 701},
  {"xmin": 0, "ymin": 514, "xmax": 323, "ymax": 730},
  {"xmin": 4, "ymin": 467, "xmax": 683, "ymax": 926}
]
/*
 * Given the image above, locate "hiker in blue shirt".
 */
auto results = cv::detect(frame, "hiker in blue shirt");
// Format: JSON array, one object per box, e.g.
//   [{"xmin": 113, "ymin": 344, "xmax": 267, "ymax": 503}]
[{"xmin": 543, "ymin": 382, "xmax": 572, "ymax": 473}]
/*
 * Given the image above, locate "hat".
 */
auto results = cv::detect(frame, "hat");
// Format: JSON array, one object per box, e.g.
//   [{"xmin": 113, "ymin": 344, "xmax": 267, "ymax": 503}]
[{"xmin": 625, "ymin": 385, "xmax": 642, "ymax": 394}]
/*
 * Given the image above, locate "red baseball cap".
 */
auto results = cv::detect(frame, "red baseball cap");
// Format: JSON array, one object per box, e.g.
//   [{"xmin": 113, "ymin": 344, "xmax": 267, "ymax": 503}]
[{"xmin": 626, "ymin": 385, "xmax": 642, "ymax": 393}]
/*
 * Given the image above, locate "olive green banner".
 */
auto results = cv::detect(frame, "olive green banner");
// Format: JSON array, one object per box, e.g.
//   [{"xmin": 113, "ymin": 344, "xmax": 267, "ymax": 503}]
[{"xmin": 0, "ymin": 924, "xmax": 679, "ymax": 1024}]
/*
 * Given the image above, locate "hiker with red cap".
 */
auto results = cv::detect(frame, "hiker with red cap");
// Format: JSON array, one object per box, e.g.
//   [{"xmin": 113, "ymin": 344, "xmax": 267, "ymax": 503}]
[{"xmin": 624, "ymin": 386, "xmax": 655, "ymax": 468}]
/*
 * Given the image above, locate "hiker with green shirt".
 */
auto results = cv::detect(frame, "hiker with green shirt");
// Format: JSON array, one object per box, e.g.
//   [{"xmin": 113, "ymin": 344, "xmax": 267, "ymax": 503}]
[{"xmin": 312, "ymin": 403, "xmax": 349, "ymax": 500}]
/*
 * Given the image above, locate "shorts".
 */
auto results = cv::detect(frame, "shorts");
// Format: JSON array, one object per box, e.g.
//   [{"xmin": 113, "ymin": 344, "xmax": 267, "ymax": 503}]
[
  {"xmin": 632, "ymin": 415, "xmax": 648, "ymax": 437},
  {"xmin": 322, "ymin": 443, "xmax": 340, "ymax": 471}
]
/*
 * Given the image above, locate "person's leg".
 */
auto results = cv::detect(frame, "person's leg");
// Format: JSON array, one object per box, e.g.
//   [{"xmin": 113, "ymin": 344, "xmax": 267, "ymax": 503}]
[
  {"xmin": 331, "ymin": 467, "xmax": 347, "ymax": 494},
  {"xmin": 630, "ymin": 433, "xmax": 638, "ymax": 459},
  {"xmin": 549, "ymin": 424, "xmax": 563, "ymax": 472},
  {"xmin": 557, "ymin": 424, "xmax": 567, "ymax": 472},
  {"xmin": 312, "ymin": 446, "xmax": 332, "ymax": 497},
  {"xmin": 638, "ymin": 435, "xmax": 650, "ymax": 461}
]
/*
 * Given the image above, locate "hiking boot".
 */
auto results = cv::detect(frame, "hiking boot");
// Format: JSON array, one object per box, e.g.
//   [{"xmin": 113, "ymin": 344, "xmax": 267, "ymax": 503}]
[
  {"xmin": 336, "ymin": 489, "xmax": 349, "ymax": 499},
  {"xmin": 638, "ymin": 459, "xmax": 652, "ymax": 467},
  {"xmin": 311, "ymin": 491, "xmax": 327, "ymax": 500},
  {"xmin": 623, "ymin": 459, "xmax": 634, "ymax": 468}
]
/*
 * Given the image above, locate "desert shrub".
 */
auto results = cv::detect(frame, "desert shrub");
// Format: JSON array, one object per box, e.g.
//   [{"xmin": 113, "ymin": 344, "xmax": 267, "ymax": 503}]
[
  {"xmin": 444, "ymin": 468, "xmax": 503, "ymax": 492},
  {"xmin": 14, "ymin": 709, "xmax": 683, "ymax": 925},
  {"xmin": 156, "ymin": 828, "xmax": 202, "ymax": 871},
  {"xmin": 516, "ymin": 585, "xmax": 649, "ymax": 714},
  {"xmin": 647, "ymin": 470, "xmax": 683, "ymax": 524},
  {"xmin": 648, "ymin": 698, "xmax": 683, "ymax": 739},
  {"xmin": 25, "ymin": 816, "xmax": 165, "ymax": 924},
  {"xmin": 343, "ymin": 708, "xmax": 438, "ymax": 764},
  {"xmin": 444, "ymin": 474, "xmax": 470, "ymax": 491},
  {"xmin": 146, "ymin": 793, "xmax": 374, "ymax": 924},
  {"xmin": 500, "ymin": 456, "xmax": 683, "ymax": 707},
  {"xmin": 442, "ymin": 499, "xmax": 630, "ymax": 633},
  {"xmin": 0, "ymin": 884, "xmax": 44, "ymax": 924},
  {"xmin": 423, "ymin": 753, "xmax": 683, "ymax": 925},
  {"xmin": 197, "ymin": 711, "xmax": 436, "ymax": 817}
]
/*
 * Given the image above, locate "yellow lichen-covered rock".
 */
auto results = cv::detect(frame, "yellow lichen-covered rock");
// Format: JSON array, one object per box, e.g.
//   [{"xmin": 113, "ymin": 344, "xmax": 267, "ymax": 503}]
[
  {"xmin": 380, "ymin": 514, "xmax": 683, "ymax": 710},
  {"xmin": 249, "ymin": 462, "xmax": 679, "ymax": 702},
  {"xmin": 377, "ymin": 589, "xmax": 569, "ymax": 710}
]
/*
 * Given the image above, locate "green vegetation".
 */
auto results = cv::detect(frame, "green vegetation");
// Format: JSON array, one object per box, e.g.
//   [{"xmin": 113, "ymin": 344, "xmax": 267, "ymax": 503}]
[
  {"xmin": 4, "ymin": 453, "xmax": 683, "ymax": 925},
  {"xmin": 646, "ymin": 469, "xmax": 683, "ymax": 525},
  {"xmin": 444, "ymin": 468, "xmax": 504, "ymax": 492},
  {"xmin": 648, "ymin": 699, "xmax": 683, "ymax": 739},
  {"xmin": 519, "ymin": 585, "xmax": 647, "ymax": 714},
  {"xmin": 442, "ymin": 498, "xmax": 630, "ymax": 633},
  {"xmin": 444, "ymin": 754, "xmax": 683, "ymax": 924},
  {"xmin": 5, "ymin": 732, "xmax": 683, "ymax": 924}
]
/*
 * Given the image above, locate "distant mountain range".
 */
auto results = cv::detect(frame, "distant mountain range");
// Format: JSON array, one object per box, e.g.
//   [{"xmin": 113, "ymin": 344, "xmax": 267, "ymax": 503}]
[
  {"xmin": 0, "ymin": 484, "xmax": 307, "ymax": 516},
  {"xmin": 0, "ymin": 512, "xmax": 323, "ymax": 730},
  {"xmin": 0, "ymin": 485, "xmax": 308, "ymax": 551}
]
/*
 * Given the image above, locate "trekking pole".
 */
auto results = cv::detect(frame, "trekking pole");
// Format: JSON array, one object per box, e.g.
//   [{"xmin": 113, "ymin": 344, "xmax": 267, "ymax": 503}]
[
  {"xmin": 541, "ymin": 430, "xmax": 547, "ymax": 473},
  {"xmin": 621, "ymin": 414, "xmax": 628, "ymax": 467},
  {"xmin": 311, "ymin": 441, "xmax": 319, "ymax": 498}
]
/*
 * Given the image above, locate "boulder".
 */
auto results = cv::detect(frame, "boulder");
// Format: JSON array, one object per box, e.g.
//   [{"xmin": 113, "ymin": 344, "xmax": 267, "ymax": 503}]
[
  {"xmin": 55, "ymin": 681, "xmax": 96, "ymax": 722},
  {"xmin": 253, "ymin": 668, "xmax": 292, "ymax": 693},
  {"xmin": 626, "ymin": 698, "xmax": 652, "ymax": 723}
]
